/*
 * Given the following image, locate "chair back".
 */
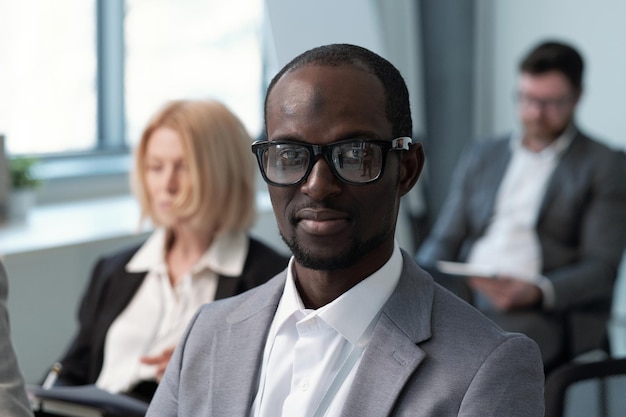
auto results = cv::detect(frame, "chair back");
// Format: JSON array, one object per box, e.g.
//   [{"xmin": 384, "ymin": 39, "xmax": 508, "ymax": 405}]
[{"xmin": 545, "ymin": 357, "xmax": 626, "ymax": 417}]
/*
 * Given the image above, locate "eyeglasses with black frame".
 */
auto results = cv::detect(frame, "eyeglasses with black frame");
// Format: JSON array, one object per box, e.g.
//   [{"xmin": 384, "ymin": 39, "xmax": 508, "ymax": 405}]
[
  {"xmin": 251, "ymin": 137, "xmax": 412, "ymax": 186},
  {"xmin": 514, "ymin": 91, "xmax": 576, "ymax": 111}
]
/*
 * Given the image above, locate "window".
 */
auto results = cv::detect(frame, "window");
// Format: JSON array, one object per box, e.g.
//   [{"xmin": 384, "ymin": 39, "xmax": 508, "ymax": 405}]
[
  {"xmin": 0, "ymin": 0, "xmax": 263, "ymax": 158},
  {"xmin": 125, "ymin": 0, "xmax": 264, "ymax": 145},
  {"xmin": 0, "ymin": 1, "xmax": 97, "ymax": 154}
]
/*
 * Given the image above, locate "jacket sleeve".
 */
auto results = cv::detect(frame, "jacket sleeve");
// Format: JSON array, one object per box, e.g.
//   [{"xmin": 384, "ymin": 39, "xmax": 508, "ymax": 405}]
[
  {"xmin": 460, "ymin": 335, "xmax": 545, "ymax": 417},
  {"xmin": 416, "ymin": 142, "xmax": 480, "ymax": 267},
  {"xmin": 546, "ymin": 148, "xmax": 626, "ymax": 311},
  {"xmin": 0, "ymin": 262, "xmax": 35, "ymax": 417}
]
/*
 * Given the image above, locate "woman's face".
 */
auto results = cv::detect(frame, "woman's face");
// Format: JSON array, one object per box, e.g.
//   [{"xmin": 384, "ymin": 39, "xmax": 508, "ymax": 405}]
[{"xmin": 144, "ymin": 126, "xmax": 191, "ymax": 226}]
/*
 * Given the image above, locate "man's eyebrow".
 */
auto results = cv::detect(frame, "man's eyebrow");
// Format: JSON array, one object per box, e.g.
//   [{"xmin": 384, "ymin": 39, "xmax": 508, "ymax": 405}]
[
  {"xmin": 269, "ymin": 134, "xmax": 304, "ymax": 142},
  {"xmin": 340, "ymin": 131, "xmax": 383, "ymax": 140}
]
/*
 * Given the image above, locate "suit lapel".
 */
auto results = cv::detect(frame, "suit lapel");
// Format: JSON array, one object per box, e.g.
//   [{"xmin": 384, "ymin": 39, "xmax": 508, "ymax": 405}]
[
  {"xmin": 106, "ymin": 271, "xmax": 146, "ymax": 315},
  {"xmin": 473, "ymin": 140, "xmax": 512, "ymax": 234},
  {"xmin": 95, "ymin": 269, "xmax": 146, "ymax": 355},
  {"xmin": 536, "ymin": 132, "xmax": 585, "ymax": 224},
  {"xmin": 214, "ymin": 273, "xmax": 238, "ymax": 300},
  {"xmin": 208, "ymin": 274, "xmax": 286, "ymax": 417},
  {"xmin": 340, "ymin": 316, "xmax": 426, "ymax": 417},
  {"xmin": 340, "ymin": 252, "xmax": 434, "ymax": 417},
  {"xmin": 204, "ymin": 256, "xmax": 435, "ymax": 417}
]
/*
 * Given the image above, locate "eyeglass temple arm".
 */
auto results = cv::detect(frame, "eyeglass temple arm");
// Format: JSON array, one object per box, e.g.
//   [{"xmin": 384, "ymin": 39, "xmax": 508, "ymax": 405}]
[{"xmin": 392, "ymin": 137, "xmax": 412, "ymax": 150}]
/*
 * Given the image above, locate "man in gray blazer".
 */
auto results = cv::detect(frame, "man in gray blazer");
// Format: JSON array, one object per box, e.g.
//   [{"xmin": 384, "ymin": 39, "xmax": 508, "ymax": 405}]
[
  {"xmin": 417, "ymin": 41, "xmax": 626, "ymax": 372},
  {"xmin": 0, "ymin": 261, "xmax": 34, "ymax": 417},
  {"xmin": 147, "ymin": 44, "xmax": 544, "ymax": 416}
]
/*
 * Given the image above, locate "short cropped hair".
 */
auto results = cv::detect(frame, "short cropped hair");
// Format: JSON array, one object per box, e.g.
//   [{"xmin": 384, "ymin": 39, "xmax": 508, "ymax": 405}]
[
  {"xmin": 520, "ymin": 41, "xmax": 584, "ymax": 92},
  {"xmin": 265, "ymin": 43, "xmax": 412, "ymax": 138},
  {"xmin": 132, "ymin": 99, "xmax": 256, "ymax": 236}
]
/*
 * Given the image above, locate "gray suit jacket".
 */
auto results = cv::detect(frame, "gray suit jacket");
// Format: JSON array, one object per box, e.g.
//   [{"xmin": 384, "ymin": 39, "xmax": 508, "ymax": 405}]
[
  {"xmin": 147, "ymin": 251, "xmax": 544, "ymax": 417},
  {"xmin": 417, "ymin": 130, "xmax": 626, "ymax": 357},
  {"xmin": 0, "ymin": 262, "xmax": 34, "ymax": 417}
]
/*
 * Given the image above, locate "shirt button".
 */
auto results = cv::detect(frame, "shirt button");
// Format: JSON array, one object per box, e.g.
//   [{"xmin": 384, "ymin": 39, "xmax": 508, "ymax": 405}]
[{"xmin": 301, "ymin": 380, "xmax": 310, "ymax": 391}]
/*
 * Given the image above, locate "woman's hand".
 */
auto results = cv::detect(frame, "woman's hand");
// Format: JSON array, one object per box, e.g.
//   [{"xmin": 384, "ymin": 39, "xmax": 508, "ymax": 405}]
[{"xmin": 140, "ymin": 346, "xmax": 176, "ymax": 382}]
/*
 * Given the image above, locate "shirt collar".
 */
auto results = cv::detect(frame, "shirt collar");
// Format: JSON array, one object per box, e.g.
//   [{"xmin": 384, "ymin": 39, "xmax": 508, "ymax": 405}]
[
  {"xmin": 275, "ymin": 242, "xmax": 403, "ymax": 345},
  {"xmin": 511, "ymin": 124, "xmax": 576, "ymax": 158},
  {"xmin": 126, "ymin": 228, "xmax": 249, "ymax": 278}
]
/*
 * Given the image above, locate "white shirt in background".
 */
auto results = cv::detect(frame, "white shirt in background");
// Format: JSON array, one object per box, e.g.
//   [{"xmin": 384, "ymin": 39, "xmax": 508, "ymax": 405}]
[
  {"xmin": 96, "ymin": 228, "xmax": 248, "ymax": 393},
  {"xmin": 467, "ymin": 126, "xmax": 575, "ymax": 307},
  {"xmin": 250, "ymin": 242, "xmax": 402, "ymax": 417}
]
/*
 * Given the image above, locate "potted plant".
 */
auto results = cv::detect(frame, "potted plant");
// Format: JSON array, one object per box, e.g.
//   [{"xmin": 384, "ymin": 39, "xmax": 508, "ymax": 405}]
[{"xmin": 8, "ymin": 156, "xmax": 40, "ymax": 220}]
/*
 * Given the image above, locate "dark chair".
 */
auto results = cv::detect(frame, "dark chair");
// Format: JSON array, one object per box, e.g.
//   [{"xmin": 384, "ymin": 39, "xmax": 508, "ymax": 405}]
[
  {"xmin": 544, "ymin": 356, "xmax": 626, "ymax": 417},
  {"xmin": 565, "ymin": 304, "xmax": 613, "ymax": 360}
]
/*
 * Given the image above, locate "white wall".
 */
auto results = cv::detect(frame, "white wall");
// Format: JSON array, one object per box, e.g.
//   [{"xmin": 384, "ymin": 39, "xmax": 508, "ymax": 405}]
[
  {"xmin": 264, "ymin": 0, "xmax": 424, "ymax": 135},
  {"xmin": 475, "ymin": 0, "xmax": 626, "ymax": 151}
]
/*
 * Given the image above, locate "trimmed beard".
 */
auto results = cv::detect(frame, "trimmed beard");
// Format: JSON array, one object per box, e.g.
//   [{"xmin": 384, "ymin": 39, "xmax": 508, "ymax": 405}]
[{"xmin": 280, "ymin": 210, "xmax": 395, "ymax": 271}]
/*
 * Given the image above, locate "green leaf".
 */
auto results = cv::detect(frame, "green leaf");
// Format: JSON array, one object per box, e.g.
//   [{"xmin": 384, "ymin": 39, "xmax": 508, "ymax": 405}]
[{"xmin": 8, "ymin": 157, "xmax": 41, "ymax": 189}]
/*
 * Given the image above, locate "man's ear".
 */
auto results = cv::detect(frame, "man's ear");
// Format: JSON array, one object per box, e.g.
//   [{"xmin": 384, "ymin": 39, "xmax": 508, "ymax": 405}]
[
  {"xmin": 573, "ymin": 87, "xmax": 583, "ymax": 106},
  {"xmin": 399, "ymin": 142, "xmax": 425, "ymax": 197}
]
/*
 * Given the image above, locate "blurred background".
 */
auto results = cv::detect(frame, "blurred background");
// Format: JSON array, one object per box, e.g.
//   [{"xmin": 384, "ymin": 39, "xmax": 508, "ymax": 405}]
[{"xmin": 0, "ymin": 0, "xmax": 625, "ymax": 395}]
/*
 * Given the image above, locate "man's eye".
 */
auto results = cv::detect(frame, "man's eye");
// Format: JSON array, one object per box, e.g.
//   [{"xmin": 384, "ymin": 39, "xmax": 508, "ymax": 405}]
[
  {"xmin": 345, "ymin": 148, "xmax": 364, "ymax": 158},
  {"xmin": 280, "ymin": 150, "xmax": 300, "ymax": 159},
  {"xmin": 276, "ymin": 148, "xmax": 307, "ymax": 166}
]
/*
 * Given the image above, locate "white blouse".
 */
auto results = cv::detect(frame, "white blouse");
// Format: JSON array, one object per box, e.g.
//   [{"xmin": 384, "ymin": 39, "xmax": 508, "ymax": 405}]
[{"xmin": 96, "ymin": 228, "xmax": 248, "ymax": 393}]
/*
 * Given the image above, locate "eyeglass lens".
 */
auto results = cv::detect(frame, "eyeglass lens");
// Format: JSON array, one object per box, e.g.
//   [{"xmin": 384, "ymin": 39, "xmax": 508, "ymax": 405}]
[
  {"xmin": 261, "ymin": 141, "xmax": 384, "ymax": 185},
  {"xmin": 516, "ymin": 92, "xmax": 572, "ymax": 111}
]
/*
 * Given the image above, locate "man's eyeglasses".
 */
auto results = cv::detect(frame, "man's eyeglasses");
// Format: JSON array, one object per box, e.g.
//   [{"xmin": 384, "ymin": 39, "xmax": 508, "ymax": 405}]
[
  {"xmin": 515, "ymin": 92, "xmax": 575, "ymax": 111},
  {"xmin": 251, "ymin": 137, "xmax": 412, "ymax": 186}
]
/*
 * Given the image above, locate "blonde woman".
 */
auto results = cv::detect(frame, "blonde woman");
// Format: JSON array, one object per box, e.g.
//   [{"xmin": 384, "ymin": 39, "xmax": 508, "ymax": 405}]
[{"xmin": 52, "ymin": 100, "xmax": 288, "ymax": 402}]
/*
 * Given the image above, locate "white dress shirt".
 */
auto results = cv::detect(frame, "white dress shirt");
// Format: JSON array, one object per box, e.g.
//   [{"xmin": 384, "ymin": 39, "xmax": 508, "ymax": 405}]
[
  {"xmin": 96, "ymin": 228, "xmax": 248, "ymax": 393},
  {"xmin": 250, "ymin": 242, "xmax": 403, "ymax": 417},
  {"xmin": 467, "ymin": 126, "xmax": 575, "ymax": 307}
]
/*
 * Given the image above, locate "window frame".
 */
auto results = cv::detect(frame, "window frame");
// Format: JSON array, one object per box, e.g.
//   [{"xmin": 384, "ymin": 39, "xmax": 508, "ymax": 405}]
[
  {"xmin": 12, "ymin": 0, "xmax": 127, "ymax": 205},
  {"xmin": 19, "ymin": 0, "xmax": 268, "ymax": 206}
]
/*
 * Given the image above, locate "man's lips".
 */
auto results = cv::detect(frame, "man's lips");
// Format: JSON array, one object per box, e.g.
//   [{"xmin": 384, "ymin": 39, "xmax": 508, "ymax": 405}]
[{"xmin": 296, "ymin": 208, "xmax": 350, "ymax": 236}]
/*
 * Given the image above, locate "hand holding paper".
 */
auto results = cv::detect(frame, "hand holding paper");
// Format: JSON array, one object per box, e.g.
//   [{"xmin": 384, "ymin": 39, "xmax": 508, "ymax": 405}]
[
  {"xmin": 468, "ymin": 276, "xmax": 542, "ymax": 311},
  {"xmin": 436, "ymin": 260, "xmax": 540, "ymax": 283},
  {"xmin": 435, "ymin": 261, "xmax": 542, "ymax": 311},
  {"xmin": 436, "ymin": 261, "xmax": 497, "ymax": 278}
]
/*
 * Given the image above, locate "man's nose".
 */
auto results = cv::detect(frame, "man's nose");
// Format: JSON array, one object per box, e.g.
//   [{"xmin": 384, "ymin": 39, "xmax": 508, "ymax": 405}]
[
  {"xmin": 301, "ymin": 157, "xmax": 341, "ymax": 200},
  {"xmin": 524, "ymin": 101, "xmax": 548, "ymax": 119}
]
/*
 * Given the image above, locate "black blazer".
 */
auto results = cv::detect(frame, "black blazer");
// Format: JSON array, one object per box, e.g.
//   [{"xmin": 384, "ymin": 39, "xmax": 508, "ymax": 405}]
[{"xmin": 54, "ymin": 236, "xmax": 289, "ymax": 386}]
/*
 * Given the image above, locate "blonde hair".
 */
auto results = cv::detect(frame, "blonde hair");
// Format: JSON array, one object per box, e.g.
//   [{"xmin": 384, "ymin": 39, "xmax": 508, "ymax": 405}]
[{"xmin": 131, "ymin": 99, "xmax": 257, "ymax": 236}]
